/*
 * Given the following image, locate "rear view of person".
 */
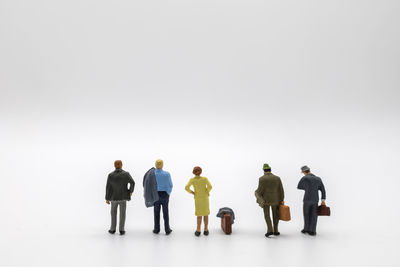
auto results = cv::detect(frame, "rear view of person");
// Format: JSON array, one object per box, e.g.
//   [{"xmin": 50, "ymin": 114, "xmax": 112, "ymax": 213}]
[
  {"xmin": 105, "ymin": 160, "xmax": 135, "ymax": 235},
  {"xmin": 185, "ymin": 166, "xmax": 212, "ymax": 237},
  {"xmin": 152, "ymin": 159, "xmax": 173, "ymax": 235},
  {"xmin": 297, "ymin": 165, "xmax": 326, "ymax": 236},
  {"xmin": 255, "ymin": 163, "xmax": 284, "ymax": 237}
]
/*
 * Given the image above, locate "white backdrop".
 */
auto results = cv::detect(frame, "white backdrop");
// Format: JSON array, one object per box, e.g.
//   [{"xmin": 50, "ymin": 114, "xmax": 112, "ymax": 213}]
[{"xmin": 1, "ymin": 0, "xmax": 399, "ymax": 266}]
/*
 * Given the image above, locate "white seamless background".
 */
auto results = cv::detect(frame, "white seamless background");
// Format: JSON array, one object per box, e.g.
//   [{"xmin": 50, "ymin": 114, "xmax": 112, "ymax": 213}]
[{"xmin": 1, "ymin": 0, "xmax": 399, "ymax": 266}]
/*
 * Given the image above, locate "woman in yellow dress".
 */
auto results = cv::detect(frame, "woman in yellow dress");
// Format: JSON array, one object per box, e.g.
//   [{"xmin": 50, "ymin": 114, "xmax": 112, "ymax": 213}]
[{"xmin": 185, "ymin": 166, "xmax": 213, "ymax": 236}]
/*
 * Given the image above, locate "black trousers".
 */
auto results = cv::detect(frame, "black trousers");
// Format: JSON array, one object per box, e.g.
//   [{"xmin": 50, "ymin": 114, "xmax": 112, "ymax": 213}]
[
  {"xmin": 303, "ymin": 202, "xmax": 318, "ymax": 233},
  {"xmin": 154, "ymin": 191, "xmax": 171, "ymax": 232}
]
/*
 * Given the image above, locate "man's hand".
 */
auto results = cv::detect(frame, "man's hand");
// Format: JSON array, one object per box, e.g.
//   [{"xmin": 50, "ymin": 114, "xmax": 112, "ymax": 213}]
[
  {"xmin": 130, "ymin": 192, "xmax": 133, "ymax": 197},
  {"xmin": 280, "ymin": 201, "xmax": 285, "ymax": 205},
  {"xmin": 321, "ymin": 200, "xmax": 326, "ymax": 206},
  {"xmin": 106, "ymin": 200, "xmax": 110, "ymax": 205},
  {"xmin": 191, "ymin": 191, "xmax": 195, "ymax": 195}
]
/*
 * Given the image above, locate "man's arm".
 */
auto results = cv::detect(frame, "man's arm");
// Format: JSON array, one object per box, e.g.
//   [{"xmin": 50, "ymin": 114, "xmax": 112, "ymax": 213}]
[
  {"xmin": 255, "ymin": 180, "xmax": 265, "ymax": 207},
  {"xmin": 127, "ymin": 172, "xmax": 135, "ymax": 194},
  {"xmin": 279, "ymin": 179, "xmax": 285, "ymax": 203},
  {"xmin": 105, "ymin": 175, "xmax": 112, "ymax": 203},
  {"xmin": 168, "ymin": 172, "xmax": 173, "ymax": 192},
  {"xmin": 297, "ymin": 177, "xmax": 305, "ymax": 190},
  {"xmin": 319, "ymin": 180, "xmax": 326, "ymax": 203}
]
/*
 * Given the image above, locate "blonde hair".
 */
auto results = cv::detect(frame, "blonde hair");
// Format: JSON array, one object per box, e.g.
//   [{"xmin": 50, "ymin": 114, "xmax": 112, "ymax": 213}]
[{"xmin": 155, "ymin": 159, "xmax": 164, "ymax": 169}]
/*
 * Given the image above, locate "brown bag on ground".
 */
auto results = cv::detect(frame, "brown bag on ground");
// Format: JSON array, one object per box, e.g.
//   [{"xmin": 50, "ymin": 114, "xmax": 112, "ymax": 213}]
[
  {"xmin": 318, "ymin": 204, "xmax": 331, "ymax": 216},
  {"xmin": 221, "ymin": 214, "xmax": 232, "ymax": 234},
  {"xmin": 279, "ymin": 203, "xmax": 291, "ymax": 221}
]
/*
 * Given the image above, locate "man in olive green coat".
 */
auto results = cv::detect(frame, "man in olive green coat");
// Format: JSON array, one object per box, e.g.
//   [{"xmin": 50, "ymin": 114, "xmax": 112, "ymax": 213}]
[{"xmin": 255, "ymin": 163, "xmax": 285, "ymax": 237}]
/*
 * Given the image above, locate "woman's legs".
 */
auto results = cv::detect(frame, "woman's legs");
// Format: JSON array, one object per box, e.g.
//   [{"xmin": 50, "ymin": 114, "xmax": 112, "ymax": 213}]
[
  {"xmin": 196, "ymin": 216, "xmax": 202, "ymax": 232},
  {"xmin": 204, "ymin": 216, "xmax": 208, "ymax": 231}
]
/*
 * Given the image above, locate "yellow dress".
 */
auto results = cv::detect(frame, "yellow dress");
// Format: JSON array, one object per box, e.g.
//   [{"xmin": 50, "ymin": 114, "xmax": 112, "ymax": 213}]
[{"xmin": 185, "ymin": 176, "xmax": 212, "ymax": 216}]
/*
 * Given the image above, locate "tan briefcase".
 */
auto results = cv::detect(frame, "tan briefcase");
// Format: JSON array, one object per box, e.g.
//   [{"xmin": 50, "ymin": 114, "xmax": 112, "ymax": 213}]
[{"xmin": 279, "ymin": 203, "xmax": 291, "ymax": 221}]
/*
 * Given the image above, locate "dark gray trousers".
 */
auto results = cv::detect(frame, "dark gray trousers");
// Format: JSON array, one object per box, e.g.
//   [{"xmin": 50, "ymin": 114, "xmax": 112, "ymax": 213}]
[
  {"xmin": 303, "ymin": 202, "xmax": 318, "ymax": 233},
  {"xmin": 110, "ymin": 200, "xmax": 127, "ymax": 232}
]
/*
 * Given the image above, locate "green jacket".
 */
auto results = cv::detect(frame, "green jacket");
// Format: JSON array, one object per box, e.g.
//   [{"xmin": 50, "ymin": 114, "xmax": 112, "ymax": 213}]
[{"xmin": 255, "ymin": 172, "xmax": 284, "ymax": 206}]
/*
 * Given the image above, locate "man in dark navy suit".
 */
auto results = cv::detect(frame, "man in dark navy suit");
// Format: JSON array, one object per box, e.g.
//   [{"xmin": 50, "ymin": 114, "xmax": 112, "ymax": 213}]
[{"xmin": 297, "ymin": 166, "xmax": 326, "ymax": 236}]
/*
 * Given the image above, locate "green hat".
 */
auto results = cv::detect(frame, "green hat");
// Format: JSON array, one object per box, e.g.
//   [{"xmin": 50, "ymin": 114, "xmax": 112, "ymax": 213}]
[{"xmin": 263, "ymin": 163, "xmax": 271, "ymax": 170}]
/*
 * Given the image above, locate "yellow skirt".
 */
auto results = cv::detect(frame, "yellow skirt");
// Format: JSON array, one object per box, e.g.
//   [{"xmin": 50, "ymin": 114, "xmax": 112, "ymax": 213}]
[{"xmin": 194, "ymin": 196, "xmax": 210, "ymax": 216}]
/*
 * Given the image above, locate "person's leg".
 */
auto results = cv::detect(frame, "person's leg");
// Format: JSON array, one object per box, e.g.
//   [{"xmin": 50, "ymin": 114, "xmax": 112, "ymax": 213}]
[
  {"xmin": 263, "ymin": 206, "xmax": 273, "ymax": 233},
  {"xmin": 119, "ymin": 201, "xmax": 127, "ymax": 232},
  {"xmin": 160, "ymin": 192, "xmax": 171, "ymax": 232},
  {"xmin": 110, "ymin": 201, "xmax": 118, "ymax": 232},
  {"xmin": 309, "ymin": 203, "xmax": 319, "ymax": 234},
  {"xmin": 303, "ymin": 202, "xmax": 310, "ymax": 232},
  {"xmin": 196, "ymin": 216, "xmax": 202, "ymax": 232},
  {"xmin": 153, "ymin": 199, "xmax": 161, "ymax": 232},
  {"xmin": 272, "ymin": 205, "xmax": 280, "ymax": 233},
  {"xmin": 204, "ymin": 216, "xmax": 208, "ymax": 231}
]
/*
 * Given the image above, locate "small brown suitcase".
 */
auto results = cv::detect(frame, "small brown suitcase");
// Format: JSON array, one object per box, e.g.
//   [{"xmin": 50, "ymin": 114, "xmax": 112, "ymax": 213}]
[
  {"xmin": 318, "ymin": 204, "xmax": 331, "ymax": 216},
  {"xmin": 221, "ymin": 214, "xmax": 232, "ymax": 235},
  {"xmin": 279, "ymin": 204, "xmax": 291, "ymax": 221}
]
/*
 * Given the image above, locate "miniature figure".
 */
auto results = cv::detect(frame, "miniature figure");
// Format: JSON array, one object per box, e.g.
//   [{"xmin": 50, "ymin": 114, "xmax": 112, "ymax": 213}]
[
  {"xmin": 185, "ymin": 166, "xmax": 212, "ymax": 236},
  {"xmin": 151, "ymin": 159, "xmax": 173, "ymax": 235},
  {"xmin": 105, "ymin": 160, "xmax": 135, "ymax": 235},
  {"xmin": 297, "ymin": 165, "xmax": 326, "ymax": 236},
  {"xmin": 255, "ymin": 163, "xmax": 285, "ymax": 237}
]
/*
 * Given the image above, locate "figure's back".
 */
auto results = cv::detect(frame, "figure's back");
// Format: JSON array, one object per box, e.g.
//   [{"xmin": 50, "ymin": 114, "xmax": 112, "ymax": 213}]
[
  {"xmin": 108, "ymin": 169, "xmax": 129, "ymax": 200},
  {"xmin": 258, "ymin": 173, "xmax": 283, "ymax": 205},
  {"xmin": 190, "ymin": 176, "xmax": 210, "ymax": 197},
  {"xmin": 299, "ymin": 174, "xmax": 323, "ymax": 202}
]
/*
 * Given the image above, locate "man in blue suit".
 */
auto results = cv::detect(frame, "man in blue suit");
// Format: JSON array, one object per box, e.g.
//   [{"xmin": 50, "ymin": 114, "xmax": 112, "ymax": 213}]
[
  {"xmin": 153, "ymin": 159, "xmax": 173, "ymax": 235},
  {"xmin": 297, "ymin": 166, "xmax": 326, "ymax": 236}
]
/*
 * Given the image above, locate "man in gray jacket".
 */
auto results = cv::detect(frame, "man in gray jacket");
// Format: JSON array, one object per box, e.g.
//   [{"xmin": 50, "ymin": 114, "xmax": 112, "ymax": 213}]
[
  {"xmin": 297, "ymin": 165, "xmax": 326, "ymax": 236},
  {"xmin": 105, "ymin": 160, "xmax": 135, "ymax": 235}
]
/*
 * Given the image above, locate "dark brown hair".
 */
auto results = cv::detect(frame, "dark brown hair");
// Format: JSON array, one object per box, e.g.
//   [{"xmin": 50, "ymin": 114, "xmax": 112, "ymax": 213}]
[
  {"xmin": 114, "ymin": 160, "xmax": 122, "ymax": 168},
  {"xmin": 193, "ymin": 166, "xmax": 202, "ymax": 176}
]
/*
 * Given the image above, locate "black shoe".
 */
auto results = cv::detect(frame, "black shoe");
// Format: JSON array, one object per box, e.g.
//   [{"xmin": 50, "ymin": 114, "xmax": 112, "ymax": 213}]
[
  {"xmin": 166, "ymin": 229, "xmax": 173, "ymax": 235},
  {"xmin": 195, "ymin": 231, "xmax": 201, "ymax": 237},
  {"xmin": 309, "ymin": 232, "xmax": 316, "ymax": 236},
  {"xmin": 119, "ymin": 231, "xmax": 125, "ymax": 235},
  {"xmin": 273, "ymin": 232, "xmax": 280, "ymax": 236},
  {"xmin": 301, "ymin": 229, "xmax": 308, "ymax": 234},
  {"xmin": 108, "ymin": 230, "xmax": 116, "ymax": 234},
  {"xmin": 203, "ymin": 230, "xmax": 209, "ymax": 236},
  {"xmin": 153, "ymin": 229, "xmax": 160, "ymax": 234},
  {"xmin": 265, "ymin": 232, "xmax": 273, "ymax": 237}
]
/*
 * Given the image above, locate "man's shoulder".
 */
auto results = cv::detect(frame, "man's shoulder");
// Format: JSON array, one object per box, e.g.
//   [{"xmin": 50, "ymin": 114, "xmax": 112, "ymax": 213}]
[
  {"xmin": 270, "ymin": 173, "xmax": 281, "ymax": 180},
  {"xmin": 309, "ymin": 174, "xmax": 322, "ymax": 181},
  {"xmin": 162, "ymin": 170, "xmax": 171, "ymax": 176}
]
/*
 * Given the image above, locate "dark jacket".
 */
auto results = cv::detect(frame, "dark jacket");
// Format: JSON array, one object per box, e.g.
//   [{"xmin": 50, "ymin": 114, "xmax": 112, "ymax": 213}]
[
  {"xmin": 143, "ymin": 167, "xmax": 159, "ymax": 207},
  {"xmin": 105, "ymin": 168, "xmax": 135, "ymax": 201},
  {"xmin": 255, "ymin": 173, "xmax": 284, "ymax": 206},
  {"xmin": 216, "ymin": 207, "xmax": 235, "ymax": 224},
  {"xmin": 297, "ymin": 173, "xmax": 326, "ymax": 203}
]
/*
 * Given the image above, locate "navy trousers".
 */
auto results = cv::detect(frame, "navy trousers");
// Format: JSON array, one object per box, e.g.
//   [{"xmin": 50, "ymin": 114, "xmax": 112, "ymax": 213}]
[
  {"xmin": 303, "ymin": 202, "xmax": 318, "ymax": 233},
  {"xmin": 154, "ymin": 191, "xmax": 171, "ymax": 232}
]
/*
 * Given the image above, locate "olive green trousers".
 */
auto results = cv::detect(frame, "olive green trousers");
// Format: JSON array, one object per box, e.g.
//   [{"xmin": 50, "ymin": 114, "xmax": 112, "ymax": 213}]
[{"xmin": 263, "ymin": 205, "xmax": 279, "ymax": 233}]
